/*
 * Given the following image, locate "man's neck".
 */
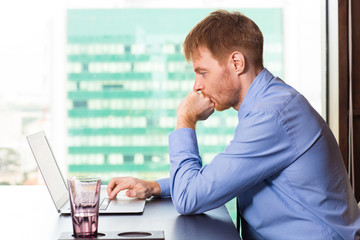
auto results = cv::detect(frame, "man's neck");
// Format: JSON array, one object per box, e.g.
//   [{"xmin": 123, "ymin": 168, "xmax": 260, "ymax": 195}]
[{"xmin": 234, "ymin": 66, "xmax": 264, "ymax": 111}]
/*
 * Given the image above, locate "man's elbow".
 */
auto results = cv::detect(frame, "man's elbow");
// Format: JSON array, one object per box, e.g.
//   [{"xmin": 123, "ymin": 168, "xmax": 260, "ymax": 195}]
[
  {"xmin": 175, "ymin": 205, "xmax": 194, "ymax": 215},
  {"xmin": 172, "ymin": 198, "xmax": 199, "ymax": 215}
]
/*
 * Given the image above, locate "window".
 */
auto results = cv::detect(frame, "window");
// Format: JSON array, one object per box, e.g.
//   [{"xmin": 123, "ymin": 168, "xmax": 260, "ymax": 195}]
[
  {"xmin": 65, "ymin": 8, "xmax": 285, "ymax": 181},
  {"xmin": 0, "ymin": 0, "xmax": 326, "ymax": 223}
]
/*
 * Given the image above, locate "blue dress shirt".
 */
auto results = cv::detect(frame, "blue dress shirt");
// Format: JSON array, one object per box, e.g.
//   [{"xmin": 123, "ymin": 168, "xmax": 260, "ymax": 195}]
[{"xmin": 157, "ymin": 68, "xmax": 360, "ymax": 239}]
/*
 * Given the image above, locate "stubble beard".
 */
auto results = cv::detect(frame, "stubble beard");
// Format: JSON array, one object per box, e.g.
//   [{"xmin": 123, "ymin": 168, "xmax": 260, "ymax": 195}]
[{"xmin": 215, "ymin": 73, "xmax": 239, "ymax": 111}]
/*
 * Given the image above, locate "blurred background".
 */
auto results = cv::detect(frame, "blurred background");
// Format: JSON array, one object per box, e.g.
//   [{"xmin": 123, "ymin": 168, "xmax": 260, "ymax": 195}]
[{"xmin": 0, "ymin": 0, "xmax": 326, "ymax": 222}]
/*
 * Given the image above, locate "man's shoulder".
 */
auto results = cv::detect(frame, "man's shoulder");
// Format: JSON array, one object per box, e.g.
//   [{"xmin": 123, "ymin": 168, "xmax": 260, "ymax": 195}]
[{"xmin": 250, "ymin": 78, "xmax": 300, "ymax": 116}]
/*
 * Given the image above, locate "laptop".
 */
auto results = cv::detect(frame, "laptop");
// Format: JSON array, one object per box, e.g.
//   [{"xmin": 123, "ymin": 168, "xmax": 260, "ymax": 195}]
[{"xmin": 26, "ymin": 131, "xmax": 146, "ymax": 215}]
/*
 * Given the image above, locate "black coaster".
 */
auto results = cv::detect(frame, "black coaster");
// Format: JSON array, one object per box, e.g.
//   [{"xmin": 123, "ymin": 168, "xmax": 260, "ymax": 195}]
[{"xmin": 58, "ymin": 231, "xmax": 164, "ymax": 240}]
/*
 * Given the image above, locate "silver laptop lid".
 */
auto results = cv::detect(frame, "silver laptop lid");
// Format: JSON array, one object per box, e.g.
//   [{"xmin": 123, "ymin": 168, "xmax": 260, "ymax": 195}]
[{"xmin": 27, "ymin": 131, "xmax": 68, "ymax": 212}]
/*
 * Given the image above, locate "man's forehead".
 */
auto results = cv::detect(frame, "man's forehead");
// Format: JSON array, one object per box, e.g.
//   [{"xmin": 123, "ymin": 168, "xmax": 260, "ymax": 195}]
[
  {"xmin": 192, "ymin": 47, "xmax": 222, "ymax": 70},
  {"xmin": 192, "ymin": 59, "xmax": 208, "ymax": 71},
  {"xmin": 192, "ymin": 47, "xmax": 211, "ymax": 64},
  {"xmin": 192, "ymin": 46, "xmax": 210, "ymax": 59}
]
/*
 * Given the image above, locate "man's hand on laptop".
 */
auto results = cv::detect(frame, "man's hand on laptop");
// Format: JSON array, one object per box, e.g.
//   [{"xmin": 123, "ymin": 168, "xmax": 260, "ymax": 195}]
[{"xmin": 107, "ymin": 177, "xmax": 161, "ymax": 200}]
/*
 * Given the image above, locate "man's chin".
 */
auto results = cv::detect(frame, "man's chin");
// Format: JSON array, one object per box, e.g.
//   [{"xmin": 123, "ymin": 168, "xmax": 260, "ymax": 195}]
[{"xmin": 215, "ymin": 105, "xmax": 230, "ymax": 112}]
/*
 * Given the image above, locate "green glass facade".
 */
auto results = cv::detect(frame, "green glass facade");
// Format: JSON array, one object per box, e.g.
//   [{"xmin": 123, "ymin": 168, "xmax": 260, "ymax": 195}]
[{"xmin": 66, "ymin": 8, "xmax": 283, "ymax": 222}]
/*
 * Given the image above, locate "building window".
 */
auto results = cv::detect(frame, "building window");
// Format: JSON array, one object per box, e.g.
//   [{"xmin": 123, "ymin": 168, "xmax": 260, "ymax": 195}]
[{"xmin": 0, "ymin": 0, "xmax": 325, "ymax": 224}]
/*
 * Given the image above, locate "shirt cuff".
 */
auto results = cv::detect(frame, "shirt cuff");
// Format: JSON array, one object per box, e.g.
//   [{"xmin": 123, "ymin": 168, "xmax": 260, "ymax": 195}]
[{"xmin": 156, "ymin": 178, "xmax": 171, "ymax": 198}]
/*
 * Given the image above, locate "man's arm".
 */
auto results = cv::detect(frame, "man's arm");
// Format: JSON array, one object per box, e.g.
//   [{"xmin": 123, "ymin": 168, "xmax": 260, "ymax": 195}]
[
  {"xmin": 169, "ymin": 111, "xmax": 296, "ymax": 215},
  {"xmin": 107, "ymin": 91, "xmax": 214, "ymax": 200}
]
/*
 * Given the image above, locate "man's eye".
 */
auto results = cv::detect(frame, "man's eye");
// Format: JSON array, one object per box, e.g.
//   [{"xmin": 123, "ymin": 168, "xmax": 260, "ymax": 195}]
[{"xmin": 200, "ymin": 72, "xmax": 206, "ymax": 76}]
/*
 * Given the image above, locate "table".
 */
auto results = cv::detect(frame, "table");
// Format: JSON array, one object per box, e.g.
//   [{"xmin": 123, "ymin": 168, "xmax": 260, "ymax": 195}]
[{"xmin": 0, "ymin": 186, "xmax": 241, "ymax": 240}]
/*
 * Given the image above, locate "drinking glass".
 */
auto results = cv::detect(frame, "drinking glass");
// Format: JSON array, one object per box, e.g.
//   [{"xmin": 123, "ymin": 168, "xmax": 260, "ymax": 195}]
[{"xmin": 67, "ymin": 176, "xmax": 101, "ymax": 238}]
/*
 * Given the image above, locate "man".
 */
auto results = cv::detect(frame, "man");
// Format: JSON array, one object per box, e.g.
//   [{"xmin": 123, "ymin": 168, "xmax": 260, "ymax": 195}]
[{"xmin": 107, "ymin": 10, "xmax": 360, "ymax": 239}]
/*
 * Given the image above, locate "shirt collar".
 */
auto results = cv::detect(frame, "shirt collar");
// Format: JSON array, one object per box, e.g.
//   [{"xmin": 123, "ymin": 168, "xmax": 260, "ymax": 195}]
[{"xmin": 238, "ymin": 68, "xmax": 274, "ymax": 119}]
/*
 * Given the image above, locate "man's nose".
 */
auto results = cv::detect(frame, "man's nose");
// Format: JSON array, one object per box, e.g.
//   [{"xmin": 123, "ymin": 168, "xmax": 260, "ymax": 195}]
[{"xmin": 193, "ymin": 79, "xmax": 204, "ymax": 92}]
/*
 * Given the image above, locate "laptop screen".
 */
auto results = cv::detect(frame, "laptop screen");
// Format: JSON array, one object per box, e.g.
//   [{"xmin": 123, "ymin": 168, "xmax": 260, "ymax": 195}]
[{"xmin": 27, "ymin": 131, "xmax": 69, "ymax": 210}]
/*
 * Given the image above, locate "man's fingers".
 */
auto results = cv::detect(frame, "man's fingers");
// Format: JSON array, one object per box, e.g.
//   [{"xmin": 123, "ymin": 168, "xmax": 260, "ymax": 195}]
[
  {"xmin": 126, "ymin": 189, "xmax": 137, "ymax": 198},
  {"xmin": 107, "ymin": 178, "xmax": 117, "ymax": 196},
  {"xmin": 109, "ymin": 184, "xmax": 124, "ymax": 200},
  {"xmin": 107, "ymin": 177, "xmax": 152, "ymax": 200},
  {"xmin": 107, "ymin": 177, "xmax": 133, "ymax": 200},
  {"xmin": 126, "ymin": 189, "xmax": 147, "ymax": 199}
]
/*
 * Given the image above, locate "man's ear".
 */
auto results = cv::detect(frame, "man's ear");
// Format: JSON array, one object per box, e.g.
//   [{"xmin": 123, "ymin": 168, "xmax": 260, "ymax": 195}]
[{"xmin": 230, "ymin": 52, "xmax": 245, "ymax": 74}]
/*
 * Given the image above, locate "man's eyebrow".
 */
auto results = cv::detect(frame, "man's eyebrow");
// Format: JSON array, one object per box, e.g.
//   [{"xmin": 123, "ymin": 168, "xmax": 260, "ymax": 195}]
[{"xmin": 193, "ymin": 67, "xmax": 207, "ymax": 73}]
